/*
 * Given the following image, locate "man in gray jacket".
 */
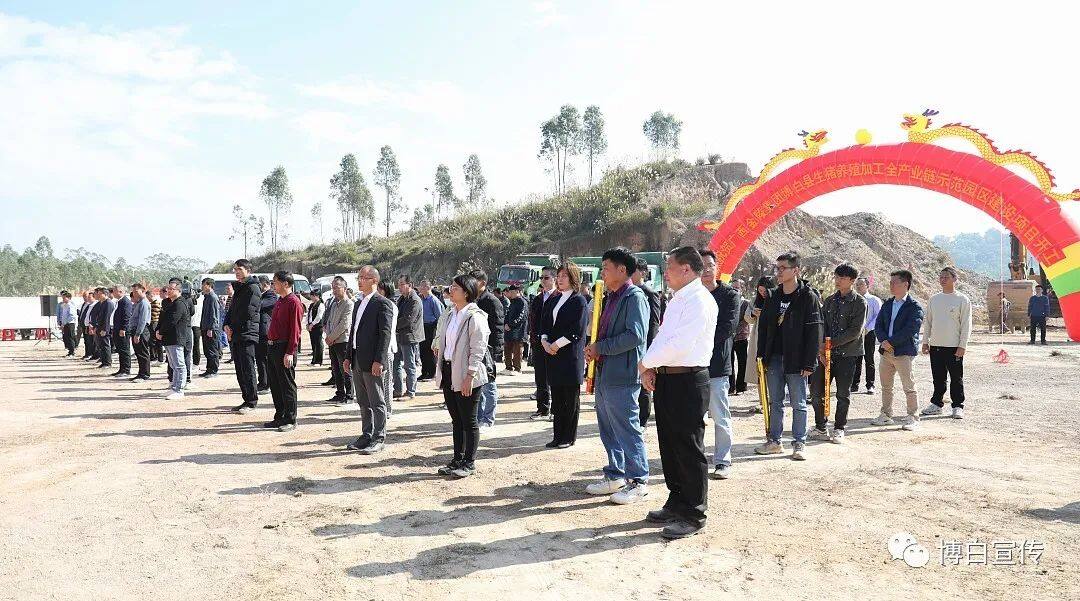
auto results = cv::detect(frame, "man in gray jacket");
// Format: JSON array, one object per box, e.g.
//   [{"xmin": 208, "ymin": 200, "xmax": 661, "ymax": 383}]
[
  {"xmin": 324, "ymin": 276, "xmax": 355, "ymax": 405},
  {"xmin": 393, "ymin": 274, "xmax": 425, "ymax": 400},
  {"xmin": 199, "ymin": 278, "xmax": 222, "ymax": 377},
  {"xmin": 809, "ymin": 263, "xmax": 868, "ymax": 443}
]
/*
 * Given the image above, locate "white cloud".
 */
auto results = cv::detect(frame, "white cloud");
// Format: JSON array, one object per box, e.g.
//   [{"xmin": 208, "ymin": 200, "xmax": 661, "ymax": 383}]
[
  {"xmin": 531, "ymin": 1, "xmax": 567, "ymax": 29},
  {"xmin": 297, "ymin": 77, "xmax": 466, "ymax": 117}
]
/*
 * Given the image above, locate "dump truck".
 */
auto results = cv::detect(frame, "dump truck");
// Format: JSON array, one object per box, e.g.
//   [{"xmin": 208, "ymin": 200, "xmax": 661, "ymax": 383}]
[{"xmin": 496, "ymin": 254, "xmax": 560, "ymax": 296}]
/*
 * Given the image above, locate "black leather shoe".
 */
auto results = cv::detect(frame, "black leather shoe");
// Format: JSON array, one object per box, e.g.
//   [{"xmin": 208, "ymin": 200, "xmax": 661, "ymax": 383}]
[
  {"xmin": 263, "ymin": 421, "xmax": 281, "ymax": 428},
  {"xmin": 646, "ymin": 508, "xmax": 680, "ymax": 524},
  {"xmin": 545, "ymin": 440, "xmax": 560, "ymax": 448},
  {"xmin": 661, "ymin": 520, "xmax": 704, "ymax": 540}
]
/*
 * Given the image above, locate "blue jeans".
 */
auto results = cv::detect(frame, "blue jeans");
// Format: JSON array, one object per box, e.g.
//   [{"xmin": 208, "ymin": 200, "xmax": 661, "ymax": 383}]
[
  {"xmin": 393, "ymin": 342, "xmax": 419, "ymax": 396},
  {"xmin": 765, "ymin": 354, "xmax": 808, "ymax": 444},
  {"xmin": 477, "ymin": 381, "xmax": 498, "ymax": 425},
  {"xmin": 166, "ymin": 344, "xmax": 186, "ymax": 393},
  {"xmin": 594, "ymin": 381, "xmax": 649, "ymax": 483},
  {"xmin": 708, "ymin": 377, "xmax": 733, "ymax": 467}
]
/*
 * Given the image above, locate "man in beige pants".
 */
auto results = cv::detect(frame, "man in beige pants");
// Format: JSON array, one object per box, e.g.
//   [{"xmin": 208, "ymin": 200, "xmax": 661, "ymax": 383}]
[{"xmin": 870, "ymin": 270, "xmax": 925, "ymax": 431}]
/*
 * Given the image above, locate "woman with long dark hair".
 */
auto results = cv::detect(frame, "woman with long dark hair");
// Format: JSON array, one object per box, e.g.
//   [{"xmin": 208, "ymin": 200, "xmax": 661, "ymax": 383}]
[
  {"xmin": 540, "ymin": 263, "xmax": 588, "ymax": 448},
  {"xmin": 745, "ymin": 275, "xmax": 775, "ymax": 410},
  {"xmin": 432, "ymin": 274, "xmax": 491, "ymax": 477}
]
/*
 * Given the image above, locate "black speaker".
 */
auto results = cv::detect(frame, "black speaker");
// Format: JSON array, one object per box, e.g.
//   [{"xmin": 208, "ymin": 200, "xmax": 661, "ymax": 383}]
[{"xmin": 40, "ymin": 295, "xmax": 58, "ymax": 318}]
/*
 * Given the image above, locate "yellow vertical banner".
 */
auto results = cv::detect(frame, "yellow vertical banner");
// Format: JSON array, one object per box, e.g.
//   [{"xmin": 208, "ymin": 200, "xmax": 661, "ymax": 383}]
[{"xmin": 585, "ymin": 279, "xmax": 605, "ymax": 394}]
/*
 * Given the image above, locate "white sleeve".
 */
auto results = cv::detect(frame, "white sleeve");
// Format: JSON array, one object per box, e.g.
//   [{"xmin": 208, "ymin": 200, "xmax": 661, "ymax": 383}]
[{"xmin": 959, "ymin": 296, "xmax": 972, "ymax": 348}]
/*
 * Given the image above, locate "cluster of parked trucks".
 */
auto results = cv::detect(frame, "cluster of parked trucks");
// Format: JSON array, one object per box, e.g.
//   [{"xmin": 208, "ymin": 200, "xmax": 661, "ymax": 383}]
[{"xmin": 495, "ymin": 252, "xmax": 668, "ymax": 296}]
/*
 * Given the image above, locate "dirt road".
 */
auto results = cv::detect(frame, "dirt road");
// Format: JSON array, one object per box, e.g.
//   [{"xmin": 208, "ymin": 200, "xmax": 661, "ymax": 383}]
[{"xmin": 1, "ymin": 332, "xmax": 1077, "ymax": 600}]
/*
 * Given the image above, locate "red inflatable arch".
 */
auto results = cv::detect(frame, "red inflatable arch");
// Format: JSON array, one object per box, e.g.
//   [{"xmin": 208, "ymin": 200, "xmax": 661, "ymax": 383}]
[{"xmin": 708, "ymin": 142, "xmax": 1080, "ymax": 341}]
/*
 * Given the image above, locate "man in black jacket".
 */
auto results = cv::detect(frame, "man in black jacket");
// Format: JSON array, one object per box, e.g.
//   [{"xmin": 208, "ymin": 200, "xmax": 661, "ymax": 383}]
[
  {"xmin": 199, "ymin": 278, "xmax": 222, "ymax": 377},
  {"xmin": 89, "ymin": 288, "xmax": 114, "ymax": 368},
  {"xmin": 393, "ymin": 274, "xmax": 424, "ymax": 400},
  {"xmin": 344, "ymin": 265, "xmax": 395, "ymax": 454},
  {"xmin": 700, "ymin": 250, "xmax": 741, "ymax": 479},
  {"xmin": 631, "ymin": 259, "xmax": 662, "ymax": 425},
  {"xmin": 110, "ymin": 285, "xmax": 133, "ymax": 378},
  {"xmin": 471, "ymin": 269, "xmax": 504, "ymax": 428},
  {"xmin": 503, "ymin": 285, "xmax": 527, "ymax": 374},
  {"xmin": 224, "ymin": 259, "xmax": 262, "ymax": 413},
  {"xmin": 754, "ymin": 251, "xmax": 823, "ymax": 461},
  {"xmin": 528, "ymin": 267, "xmax": 557, "ymax": 418},
  {"xmin": 809, "ymin": 263, "xmax": 867, "ymax": 444},
  {"xmin": 256, "ymin": 276, "xmax": 278, "ymax": 392},
  {"xmin": 156, "ymin": 278, "xmax": 193, "ymax": 400}
]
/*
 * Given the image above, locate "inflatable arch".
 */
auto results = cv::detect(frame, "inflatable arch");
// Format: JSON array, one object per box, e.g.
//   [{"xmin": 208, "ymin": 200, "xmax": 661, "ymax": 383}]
[{"xmin": 705, "ymin": 112, "xmax": 1080, "ymax": 342}]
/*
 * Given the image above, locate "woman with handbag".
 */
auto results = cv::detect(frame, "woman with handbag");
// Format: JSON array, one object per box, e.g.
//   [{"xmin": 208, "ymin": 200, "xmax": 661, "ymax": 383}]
[
  {"xmin": 432, "ymin": 274, "xmax": 491, "ymax": 478},
  {"xmin": 540, "ymin": 263, "xmax": 588, "ymax": 448}
]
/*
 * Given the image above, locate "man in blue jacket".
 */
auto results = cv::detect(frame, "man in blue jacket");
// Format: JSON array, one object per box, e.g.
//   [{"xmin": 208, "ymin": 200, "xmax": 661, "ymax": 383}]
[
  {"xmin": 871, "ymin": 270, "xmax": 924, "ymax": 431},
  {"xmin": 1028, "ymin": 285, "xmax": 1050, "ymax": 345},
  {"xmin": 584, "ymin": 247, "xmax": 651, "ymax": 505}
]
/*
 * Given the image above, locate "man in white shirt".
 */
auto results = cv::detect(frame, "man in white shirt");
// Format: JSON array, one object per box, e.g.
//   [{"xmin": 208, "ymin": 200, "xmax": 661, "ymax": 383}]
[
  {"xmin": 852, "ymin": 277, "xmax": 882, "ymax": 394},
  {"xmin": 920, "ymin": 267, "xmax": 971, "ymax": 419},
  {"xmin": 638, "ymin": 246, "xmax": 717, "ymax": 540}
]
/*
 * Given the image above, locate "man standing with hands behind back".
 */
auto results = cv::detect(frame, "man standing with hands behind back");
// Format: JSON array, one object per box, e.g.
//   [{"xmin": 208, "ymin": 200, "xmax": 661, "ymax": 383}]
[{"xmin": 224, "ymin": 259, "xmax": 262, "ymax": 414}]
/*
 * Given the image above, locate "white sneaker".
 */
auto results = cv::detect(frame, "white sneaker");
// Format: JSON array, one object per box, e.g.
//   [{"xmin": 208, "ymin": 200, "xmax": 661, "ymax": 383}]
[
  {"xmin": 920, "ymin": 403, "xmax": 942, "ymax": 416},
  {"xmin": 585, "ymin": 477, "xmax": 627, "ymax": 496},
  {"xmin": 871, "ymin": 413, "xmax": 895, "ymax": 426},
  {"xmin": 610, "ymin": 481, "xmax": 648, "ymax": 505},
  {"xmin": 831, "ymin": 428, "xmax": 845, "ymax": 444},
  {"xmin": 165, "ymin": 391, "xmax": 185, "ymax": 401},
  {"xmin": 754, "ymin": 441, "xmax": 785, "ymax": 455},
  {"xmin": 901, "ymin": 418, "xmax": 920, "ymax": 431},
  {"xmin": 184, "ymin": 381, "xmax": 197, "ymax": 390},
  {"xmin": 809, "ymin": 427, "xmax": 831, "ymax": 441},
  {"xmin": 951, "ymin": 407, "xmax": 964, "ymax": 419},
  {"xmin": 791, "ymin": 443, "xmax": 807, "ymax": 461}
]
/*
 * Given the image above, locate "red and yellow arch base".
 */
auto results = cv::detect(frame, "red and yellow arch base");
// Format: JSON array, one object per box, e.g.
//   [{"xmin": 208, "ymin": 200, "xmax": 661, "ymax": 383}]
[{"xmin": 708, "ymin": 142, "xmax": 1080, "ymax": 341}]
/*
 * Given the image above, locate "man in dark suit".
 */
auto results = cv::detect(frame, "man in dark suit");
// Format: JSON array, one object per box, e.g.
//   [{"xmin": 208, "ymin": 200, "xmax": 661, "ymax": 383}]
[
  {"xmin": 224, "ymin": 259, "xmax": 263, "ymax": 413},
  {"xmin": 78, "ymin": 291, "xmax": 96, "ymax": 360},
  {"xmin": 256, "ymin": 275, "xmax": 278, "ymax": 392},
  {"xmin": 344, "ymin": 265, "xmax": 395, "ymax": 455},
  {"xmin": 631, "ymin": 259, "xmax": 662, "ymax": 425},
  {"xmin": 393, "ymin": 274, "xmax": 424, "ymax": 399},
  {"xmin": 200, "ymin": 278, "xmax": 222, "ymax": 377},
  {"xmin": 110, "ymin": 285, "xmax": 133, "ymax": 378},
  {"xmin": 90, "ymin": 287, "xmax": 113, "ymax": 368},
  {"xmin": 528, "ymin": 267, "xmax": 557, "ymax": 419}
]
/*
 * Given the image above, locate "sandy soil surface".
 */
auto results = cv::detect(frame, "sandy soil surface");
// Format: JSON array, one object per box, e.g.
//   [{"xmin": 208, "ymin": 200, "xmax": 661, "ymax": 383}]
[{"xmin": 1, "ymin": 331, "xmax": 1078, "ymax": 600}]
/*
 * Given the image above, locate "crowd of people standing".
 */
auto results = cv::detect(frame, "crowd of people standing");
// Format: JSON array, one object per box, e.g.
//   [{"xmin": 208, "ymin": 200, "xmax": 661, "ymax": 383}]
[{"xmin": 52, "ymin": 248, "xmax": 1057, "ymax": 540}]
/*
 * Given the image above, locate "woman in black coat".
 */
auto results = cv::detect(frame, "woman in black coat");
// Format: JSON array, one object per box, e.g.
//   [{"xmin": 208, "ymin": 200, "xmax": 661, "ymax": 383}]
[{"xmin": 539, "ymin": 263, "xmax": 589, "ymax": 448}]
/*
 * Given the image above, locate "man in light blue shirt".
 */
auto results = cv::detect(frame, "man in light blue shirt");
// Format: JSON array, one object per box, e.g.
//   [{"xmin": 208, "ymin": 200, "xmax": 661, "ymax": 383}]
[
  {"xmin": 57, "ymin": 291, "xmax": 78, "ymax": 356},
  {"xmin": 418, "ymin": 280, "xmax": 443, "ymax": 382},
  {"xmin": 852, "ymin": 277, "xmax": 883, "ymax": 394},
  {"xmin": 128, "ymin": 283, "xmax": 153, "ymax": 381}
]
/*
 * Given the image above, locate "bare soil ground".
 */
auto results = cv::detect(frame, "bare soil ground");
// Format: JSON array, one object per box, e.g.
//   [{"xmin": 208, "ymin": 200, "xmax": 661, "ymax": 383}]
[{"xmin": 1, "ymin": 332, "xmax": 1078, "ymax": 600}]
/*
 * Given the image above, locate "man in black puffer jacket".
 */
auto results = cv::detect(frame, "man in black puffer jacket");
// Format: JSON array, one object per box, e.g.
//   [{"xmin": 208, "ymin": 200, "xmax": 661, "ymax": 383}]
[{"xmin": 224, "ymin": 259, "xmax": 263, "ymax": 413}]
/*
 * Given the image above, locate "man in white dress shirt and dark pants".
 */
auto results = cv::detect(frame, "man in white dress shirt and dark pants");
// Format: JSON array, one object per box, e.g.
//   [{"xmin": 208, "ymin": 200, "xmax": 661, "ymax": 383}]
[{"xmin": 639, "ymin": 246, "xmax": 718, "ymax": 539}]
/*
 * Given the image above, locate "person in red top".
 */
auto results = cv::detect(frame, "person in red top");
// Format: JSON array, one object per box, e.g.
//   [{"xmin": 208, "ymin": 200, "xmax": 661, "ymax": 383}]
[{"xmin": 266, "ymin": 271, "xmax": 305, "ymax": 432}]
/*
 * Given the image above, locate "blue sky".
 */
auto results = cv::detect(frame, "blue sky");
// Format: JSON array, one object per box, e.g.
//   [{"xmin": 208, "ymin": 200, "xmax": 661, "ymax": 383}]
[{"xmin": 2, "ymin": 1, "xmax": 1079, "ymax": 266}]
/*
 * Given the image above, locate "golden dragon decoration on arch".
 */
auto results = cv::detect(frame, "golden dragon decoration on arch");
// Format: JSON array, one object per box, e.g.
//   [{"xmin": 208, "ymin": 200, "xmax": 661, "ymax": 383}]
[
  {"xmin": 902, "ymin": 109, "xmax": 1080, "ymax": 201},
  {"xmin": 717, "ymin": 129, "xmax": 830, "ymax": 221}
]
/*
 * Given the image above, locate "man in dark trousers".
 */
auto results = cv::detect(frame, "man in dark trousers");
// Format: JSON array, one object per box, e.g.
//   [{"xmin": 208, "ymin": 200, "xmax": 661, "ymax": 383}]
[
  {"xmin": 809, "ymin": 264, "xmax": 867, "ymax": 444},
  {"xmin": 110, "ymin": 285, "xmax": 133, "ymax": 378},
  {"xmin": 638, "ymin": 247, "xmax": 717, "ymax": 539},
  {"xmin": 1028, "ymin": 285, "xmax": 1050, "ymax": 345},
  {"xmin": 324, "ymin": 276, "xmax": 355, "ymax": 405},
  {"xmin": 344, "ymin": 265, "xmax": 395, "ymax": 455},
  {"xmin": 472, "ymin": 269, "xmax": 504, "ymax": 428},
  {"xmin": 57, "ymin": 291, "xmax": 78, "ymax": 357},
  {"xmin": 417, "ymin": 280, "xmax": 443, "ymax": 381},
  {"xmin": 528, "ymin": 266, "xmax": 557, "ymax": 419},
  {"xmin": 129, "ymin": 283, "xmax": 152, "ymax": 381},
  {"xmin": 256, "ymin": 275, "xmax": 278, "ymax": 392},
  {"xmin": 631, "ymin": 258, "xmax": 662, "ymax": 425},
  {"xmin": 79, "ymin": 291, "xmax": 97, "ymax": 360},
  {"xmin": 90, "ymin": 287, "xmax": 113, "ymax": 369},
  {"xmin": 199, "ymin": 278, "xmax": 222, "ymax": 377},
  {"xmin": 224, "ymin": 259, "xmax": 262, "ymax": 414},
  {"xmin": 265, "ymin": 271, "xmax": 304, "ymax": 432},
  {"xmin": 503, "ymin": 285, "xmax": 527, "ymax": 374},
  {"xmin": 393, "ymin": 274, "xmax": 424, "ymax": 400}
]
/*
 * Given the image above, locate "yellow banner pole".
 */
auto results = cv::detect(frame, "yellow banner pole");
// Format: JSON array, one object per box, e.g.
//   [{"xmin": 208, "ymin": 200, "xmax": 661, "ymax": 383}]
[
  {"xmin": 824, "ymin": 337, "xmax": 832, "ymax": 419},
  {"xmin": 757, "ymin": 357, "xmax": 770, "ymax": 436},
  {"xmin": 585, "ymin": 279, "xmax": 605, "ymax": 394}
]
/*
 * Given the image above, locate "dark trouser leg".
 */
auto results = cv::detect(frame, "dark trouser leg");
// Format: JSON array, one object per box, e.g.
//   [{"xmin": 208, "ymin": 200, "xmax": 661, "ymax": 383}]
[
  {"xmin": 503, "ymin": 342, "xmax": 514, "ymax": 371},
  {"xmin": 233, "ymin": 340, "xmax": 259, "ymax": 406},
  {"xmin": 191, "ymin": 327, "xmax": 201, "ymax": 365},
  {"xmin": 443, "ymin": 382, "xmax": 464, "ymax": 464},
  {"xmin": 420, "ymin": 323, "xmax": 436, "ymax": 378},
  {"xmin": 149, "ymin": 322, "xmax": 161, "ymax": 361},
  {"xmin": 832, "ymin": 356, "xmax": 856, "ymax": 430},
  {"xmin": 809, "ymin": 363, "xmax": 828, "ymax": 430},
  {"xmin": 183, "ymin": 339, "xmax": 192, "ymax": 383},
  {"xmin": 256, "ymin": 341, "xmax": 269, "ymax": 389},
  {"xmin": 946, "ymin": 349, "xmax": 964, "ymax": 409},
  {"xmin": 310, "ymin": 326, "xmax": 324, "ymax": 364},
  {"xmin": 533, "ymin": 345, "xmax": 550, "ymax": 413},
  {"xmin": 454, "ymin": 384, "xmax": 481, "ymax": 467},
  {"xmin": 83, "ymin": 327, "xmax": 95, "ymax": 357},
  {"xmin": 97, "ymin": 334, "xmax": 112, "ymax": 366},
  {"xmin": 204, "ymin": 331, "xmax": 220, "ymax": 374},
  {"xmin": 116, "ymin": 332, "xmax": 131, "ymax": 373},
  {"xmin": 1031, "ymin": 316, "xmax": 1046, "ymax": 343},
  {"xmin": 638, "ymin": 388, "xmax": 652, "ymax": 426},
  {"xmin": 62, "ymin": 324, "xmax": 75, "ymax": 353},
  {"xmin": 928, "ymin": 346, "xmax": 952, "ymax": 407},
  {"xmin": 550, "ymin": 384, "xmax": 581, "ymax": 444},
  {"xmin": 654, "ymin": 370, "xmax": 710, "ymax": 527},
  {"xmin": 730, "ymin": 339, "xmax": 748, "ymax": 392},
  {"xmin": 512, "ymin": 342, "xmax": 523, "ymax": 372},
  {"xmin": 133, "ymin": 329, "xmax": 151, "ymax": 378},
  {"xmin": 268, "ymin": 344, "xmax": 298, "ymax": 424},
  {"xmin": 855, "ymin": 331, "xmax": 877, "ymax": 388},
  {"xmin": 330, "ymin": 343, "xmax": 354, "ymax": 400}
]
